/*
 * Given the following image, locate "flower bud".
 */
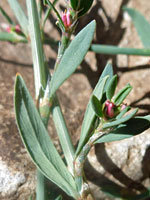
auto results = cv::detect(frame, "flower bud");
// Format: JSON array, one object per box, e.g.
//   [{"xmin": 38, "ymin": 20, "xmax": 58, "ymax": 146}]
[
  {"xmin": 61, "ymin": 10, "xmax": 72, "ymax": 29},
  {"xmin": 15, "ymin": 25, "xmax": 21, "ymax": 33},
  {"xmin": 104, "ymin": 100, "xmax": 116, "ymax": 118}
]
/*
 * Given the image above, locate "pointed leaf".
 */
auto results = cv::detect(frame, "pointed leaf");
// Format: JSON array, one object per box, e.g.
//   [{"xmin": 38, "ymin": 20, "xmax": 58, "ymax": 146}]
[
  {"xmin": 51, "ymin": 95, "xmax": 75, "ymax": 174},
  {"xmin": 70, "ymin": 0, "xmax": 94, "ymax": 17},
  {"xmin": 91, "ymin": 95, "xmax": 103, "ymax": 117},
  {"xmin": 113, "ymin": 83, "xmax": 132, "ymax": 106},
  {"xmin": 0, "ymin": 6, "xmax": 14, "ymax": 24},
  {"xmin": 7, "ymin": 0, "xmax": 28, "ymax": 35},
  {"xmin": 123, "ymin": 7, "xmax": 150, "ymax": 48},
  {"xmin": 0, "ymin": 31, "xmax": 27, "ymax": 43},
  {"xmin": 90, "ymin": 44, "xmax": 150, "ymax": 56},
  {"xmin": 116, "ymin": 106, "xmax": 131, "ymax": 120},
  {"xmin": 106, "ymin": 75, "xmax": 117, "ymax": 100},
  {"xmin": 14, "ymin": 75, "xmax": 77, "ymax": 198},
  {"xmin": 50, "ymin": 20, "xmax": 96, "ymax": 98},
  {"xmin": 26, "ymin": 0, "xmax": 48, "ymax": 98},
  {"xmin": 103, "ymin": 108, "xmax": 138, "ymax": 129},
  {"xmin": 95, "ymin": 116, "xmax": 150, "ymax": 143},
  {"xmin": 75, "ymin": 75, "xmax": 108, "ymax": 156}
]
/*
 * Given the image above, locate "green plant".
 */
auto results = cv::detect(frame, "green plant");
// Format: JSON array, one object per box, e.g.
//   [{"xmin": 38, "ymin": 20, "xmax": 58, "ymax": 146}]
[
  {"xmin": 90, "ymin": 7, "xmax": 150, "ymax": 57},
  {"xmin": 1, "ymin": 1, "xmax": 150, "ymax": 199}
]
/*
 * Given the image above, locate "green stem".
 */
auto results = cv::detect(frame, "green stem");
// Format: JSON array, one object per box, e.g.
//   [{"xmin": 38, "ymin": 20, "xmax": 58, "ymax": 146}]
[
  {"xmin": 74, "ymin": 131, "xmax": 106, "ymax": 199},
  {"xmin": 90, "ymin": 44, "xmax": 150, "ymax": 56},
  {"xmin": 42, "ymin": 0, "xmax": 58, "ymax": 29},
  {"xmin": 36, "ymin": 170, "xmax": 47, "ymax": 200},
  {"xmin": 54, "ymin": 33, "xmax": 70, "ymax": 70}
]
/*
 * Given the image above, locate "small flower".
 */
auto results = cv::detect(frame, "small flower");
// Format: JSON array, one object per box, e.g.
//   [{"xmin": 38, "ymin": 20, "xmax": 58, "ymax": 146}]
[
  {"xmin": 121, "ymin": 103, "xmax": 127, "ymax": 110},
  {"xmin": 61, "ymin": 10, "xmax": 72, "ymax": 29},
  {"xmin": 104, "ymin": 100, "xmax": 116, "ymax": 118}
]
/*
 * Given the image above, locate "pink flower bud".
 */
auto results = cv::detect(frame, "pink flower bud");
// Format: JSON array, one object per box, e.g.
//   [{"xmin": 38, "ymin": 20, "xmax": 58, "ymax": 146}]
[
  {"xmin": 121, "ymin": 103, "xmax": 127, "ymax": 110},
  {"xmin": 6, "ymin": 26, "xmax": 11, "ymax": 33},
  {"xmin": 105, "ymin": 100, "xmax": 115, "ymax": 118},
  {"xmin": 61, "ymin": 10, "xmax": 72, "ymax": 28},
  {"xmin": 15, "ymin": 25, "xmax": 21, "ymax": 33}
]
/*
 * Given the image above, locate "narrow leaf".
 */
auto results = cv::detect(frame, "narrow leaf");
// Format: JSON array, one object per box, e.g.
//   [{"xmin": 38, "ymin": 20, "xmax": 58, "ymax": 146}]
[
  {"xmin": 95, "ymin": 116, "xmax": 150, "ymax": 144},
  {"xmin": 106, "ymin": 75, "xmax": 117, "ymax": 100},
  {"xmin": 91, "ymin": 95, "xmax": 103, "ymax": 117},
  {"xmin": 90, "ymin": 44, "xmax": 150, "ymax": 56},
  {"xmin": 46, "ymin": 0, "xmax": 64, "ymax": 30},
  {"xmin": 113, "ymin": 83, "xmax": 132, "ymax": 106},
  {"xmin": 51, "ymin": 95, "xmax": 75, "ymax": 174},
  {"xmin": 103, "ymin": 108, "xmax": 138, "ymax": 129},
  {"xmin": 26, "ymin": 0, "xmax": 48, "ymax": 98},
  {"xmin": 14, "ymin": 75, "xmax": 77, "ymax": 198},
  {"xmin": 7, "ymin": 0, "xmax": 28, "ymax": 35},
  {"xmin": 50, "ymin": 20, "xmax": 96, "ymax": 98},
  {"xmin": 75, "ymin": 75, "xmax": 108, "ymax": 156},
  {"xmin": 0, "ymin": 6, "xmax": 14, "ymax": 24},
  {"xmin": 123, "ymin": 7, "xmax": 150, "ymax": 48},
  {"xmin": 116, "ymin": 106, "xmax": 131, "ymax": 120},
  {"xmin": 0, "ymin": 31, "xmax": 27, "ymax": 43}
]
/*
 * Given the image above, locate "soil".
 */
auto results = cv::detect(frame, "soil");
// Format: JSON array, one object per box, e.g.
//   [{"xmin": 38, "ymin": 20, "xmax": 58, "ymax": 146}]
[{"xmin": 0, "ymin": 0, "xmax": 150, "ymax": 199}]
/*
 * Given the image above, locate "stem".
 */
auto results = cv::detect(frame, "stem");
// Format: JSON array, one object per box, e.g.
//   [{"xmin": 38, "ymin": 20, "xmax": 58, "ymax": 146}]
[
  {"xmin": 74, "ymin": 131, "xmax": 106, "ymax": 199},
  {"xmin": 90, "ymin": 44, "xmax": 150, "ymax": 56},
  {"xmin": 54, "ymin": 33, "xmax": 71, "ymax": 70},
  {"xmin": 36, "ymin": 170, "xmax": 47, "ymax": 200}
]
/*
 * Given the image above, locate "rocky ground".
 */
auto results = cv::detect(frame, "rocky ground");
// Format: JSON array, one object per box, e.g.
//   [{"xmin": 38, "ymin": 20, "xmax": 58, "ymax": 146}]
[{"xmin": 0, "ymin": 0, "xmax": 150, "ymax": 199}]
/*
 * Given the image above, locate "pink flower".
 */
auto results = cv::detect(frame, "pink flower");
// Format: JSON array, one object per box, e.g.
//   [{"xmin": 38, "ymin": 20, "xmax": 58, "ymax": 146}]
[
  {"xmin": 61, "ymin": 10, "xmax": 72, "ymax": 28},
  {"xmin": 105, "ymin": 100, "xmax": 115, "ymax": 118},
  {"xmin": 121, "ymin": 103, "xmax": 127, "ymax": 110}
]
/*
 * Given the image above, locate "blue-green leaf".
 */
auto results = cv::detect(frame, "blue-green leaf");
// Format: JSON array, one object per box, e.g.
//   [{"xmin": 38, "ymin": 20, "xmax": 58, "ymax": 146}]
[
  {"xmin": 7, "ymin": 0, "xmax": 28, "ymax": 35},
  {"xmin": 123, "ymin": 7, "xmax": 150, "ymax": 48},
  {"xmin": 0, "ymin": 6, "xmax": 14, "ymax": 24},
  {"xmin": 103, "ymin": 108, "xmax": 138, "ymax": 129},
  {"xmin": 26, "ymin": 0, "xmax": 48, "ymax": 98},
  {"xmin": 91, "ymin": 95, "xmax": 103, "ymax": 117},
  {"xmin": 95, "ymin": 115, "xmax": 150, "ymax": 144},
  {"xmin": 0, "ymin": 31, "xmax": 27, "ymax": 43},
  {"xmin": 75, "ymin": 75, "xmax": 109, "ymax": 156},
  {"xmin": 14, "ymin": 75, "xmax": 78, "ymax": 198},
  {"xmin": 116, "ymin": 106, "xmax": 131, "ymax": 120},
  {"xmin": 106, "ymin": 75, "xmax": 117, "ymax": 101},
  {"xmin": 113, "ymin": 83, "xmax": 132, "ymax": 106},
  {"xmin": 90, "ymin": 44, "xmax": 150, "ymax": 56},
  {"xmin": 50, "ymin": 20, "xmax": 96, "ymax": 98}
]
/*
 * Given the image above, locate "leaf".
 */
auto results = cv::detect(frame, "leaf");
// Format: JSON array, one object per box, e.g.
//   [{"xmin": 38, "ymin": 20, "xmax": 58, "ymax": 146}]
[
  {"xmin": 49, "ymin": 20, "xmax": 96, "ymax": 98},
  {"xmin": 101, "ymin": 185, "xmax": 150, "ymax": 200},
  {"xmin": 113, "ymin": 83, "xmax": 132, "ymax": 106},
  {"xmin": 0, "ymin": 31, "xmax": 27, "ymax": 43},
  {"xmin": 116, "ymin": 106, "xmax": 131, "ymax": 120},
  {"xmin": 75, "ymin": 75, "xmax": 109, "ymax": 156},
  {"xmin": 95, "ymin": 115, "xmax": 150, "ymax": 144},
  {"xmin": 103, "ymin": 108, "xmax": 138, "ymax": 129},
  {"xmin": 14, "ymin": 75, "xmax": 78, "ymax": 198},
  {"xmin": 91, "ymin": 95, "xmax": 103, "ymax": 117},
  {"xmin": 106, "ymin": 75, "xmax": 117, "ymax": 101},
  {"xmin": 70, "ymin": 0, "xmax": 94, "ymax": 17},
  {"xmin": 123, "ymin": 7, "xmax": 150, "ymax": 48},
  {"xmin": 45, "ymin": 0, "xmax": 65, "ymax": 31},
  {"xmin": 0, "ymin": 6, "xmax": 14, "ymax": 24},
  {"xmin": 90, "ymin": 44, "xmax": 150, "ymax": 56},
  {"xmin": 51, "ymin": 95, "xmax": 75, "ymax": 174},
  {"xmin": 26, "ymin": 0, "xmax": 48, "ymax": 98},
  {"xmin": 7, "ymin": 0, "xmax": 28, "ymax": 35}
]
